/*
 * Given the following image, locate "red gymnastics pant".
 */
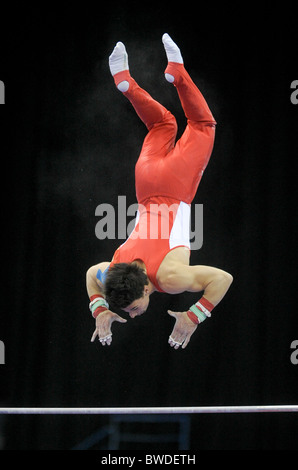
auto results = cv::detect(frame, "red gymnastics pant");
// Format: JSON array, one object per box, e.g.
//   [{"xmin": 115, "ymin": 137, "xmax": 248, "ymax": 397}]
[{"xmin": 113, "ymin": 63, "xmax": 217, "ymax": 205}]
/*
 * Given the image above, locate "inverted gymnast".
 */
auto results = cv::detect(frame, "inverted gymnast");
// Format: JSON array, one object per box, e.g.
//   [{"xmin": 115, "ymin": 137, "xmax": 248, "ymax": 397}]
[{"xmin": 86, "ymin": 34, "xmax": 233, "ymax": 349}]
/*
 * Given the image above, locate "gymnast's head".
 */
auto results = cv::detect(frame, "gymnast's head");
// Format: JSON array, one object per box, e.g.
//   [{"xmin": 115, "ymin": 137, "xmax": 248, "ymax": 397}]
[{"xmin": 104, "ymin": 263, "xmax": 150, "ymax": 318}]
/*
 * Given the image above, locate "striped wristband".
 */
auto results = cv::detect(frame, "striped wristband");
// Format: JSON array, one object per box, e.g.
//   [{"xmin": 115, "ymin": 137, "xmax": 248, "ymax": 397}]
[
  {"xmin": 187, "ymin": 297, "xmax": 214, "ymax": 325},
  {"xmin": 89, "ymin": 295, "xmax": 109, "ymax": 318}
]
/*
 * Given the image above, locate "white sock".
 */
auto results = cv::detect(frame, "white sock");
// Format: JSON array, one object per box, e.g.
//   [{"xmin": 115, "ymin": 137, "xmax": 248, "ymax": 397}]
[
  {"xmin": 162, "ymin": 33, "xmax": 183, "ymax": 64},
  {"xmin": 109, "ymin": 41, "xmax": 129, "ymax": 76},
  {"xmin": 109, "ymin": 42, "xmax": 129, "ymax": 91}
]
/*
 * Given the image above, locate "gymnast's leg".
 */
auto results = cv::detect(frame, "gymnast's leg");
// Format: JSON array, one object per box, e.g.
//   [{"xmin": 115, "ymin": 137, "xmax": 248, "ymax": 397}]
[
  {"xmin": 161, "ymin": 34, "xmax": 217, "ymax": 204},
  {"xmin": 109, "ymin": 40, "xmax": 180, "ymax": 204},
  {"xmin": 109, "ymin": 41, "xmax": 177, "ymax": 152}
]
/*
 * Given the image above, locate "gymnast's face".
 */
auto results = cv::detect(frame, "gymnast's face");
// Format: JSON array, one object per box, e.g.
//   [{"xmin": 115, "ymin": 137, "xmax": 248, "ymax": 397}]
[{"xmin": 123, "ymin": 286, "xmax": 150, "ymax": 318}]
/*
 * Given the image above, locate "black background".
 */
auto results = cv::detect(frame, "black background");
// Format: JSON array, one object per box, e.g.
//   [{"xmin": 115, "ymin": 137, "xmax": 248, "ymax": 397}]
[{"xmin": 0, "ymin": 2, "xmax": 297, "ymax": 450}]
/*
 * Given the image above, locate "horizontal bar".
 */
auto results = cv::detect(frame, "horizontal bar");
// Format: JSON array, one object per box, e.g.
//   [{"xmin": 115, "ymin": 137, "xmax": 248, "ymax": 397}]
[{"xmin": 0, "ymin": 405, "xmax": 297, "ymax": 415}]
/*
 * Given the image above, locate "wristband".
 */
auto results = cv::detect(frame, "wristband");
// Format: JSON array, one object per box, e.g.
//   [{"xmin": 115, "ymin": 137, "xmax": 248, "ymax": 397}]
[
  {"xmin": 89, "ymin": 294, "xmax": 109, "ymax": 318},
  {"xmin": 188, "ymin": 304, "xmax": 207, "ymax": 324},
  {"xmin": 89, "ymin": 296, "xmax": 109, "ymax": 312},
  {"xmin": 187, "ymin": 297, "xmax": 214, "ymax": 325},
  {"xmin": 92, "ymin": 305, "xmax": 109, "ymax": 318}
]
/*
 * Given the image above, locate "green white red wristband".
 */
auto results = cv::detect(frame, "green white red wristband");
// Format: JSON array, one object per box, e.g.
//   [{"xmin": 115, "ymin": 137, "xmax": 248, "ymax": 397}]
[
  {"xmin": 89, "ymin": 295, "xmax": 109, "ymax": 318},
  {"xmin": 187, "ymin": 297, "xmax": 214, "ymax": 325}
]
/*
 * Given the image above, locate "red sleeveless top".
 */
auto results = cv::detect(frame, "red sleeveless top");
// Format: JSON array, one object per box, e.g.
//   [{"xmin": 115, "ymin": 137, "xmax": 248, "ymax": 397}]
[{"xmin": 110, "ymin": 196, "xmax": 190, "ymax": 292}]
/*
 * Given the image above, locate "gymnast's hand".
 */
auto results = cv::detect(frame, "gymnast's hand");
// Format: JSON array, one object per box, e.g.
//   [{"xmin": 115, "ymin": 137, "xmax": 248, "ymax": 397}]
[
  {"xmin": 90, "ymin": 310, "xmax": 127, "ymax": 346},
  {"xmin": 167, "ymin": 310, "xmax": 198, "ymax": 350}
]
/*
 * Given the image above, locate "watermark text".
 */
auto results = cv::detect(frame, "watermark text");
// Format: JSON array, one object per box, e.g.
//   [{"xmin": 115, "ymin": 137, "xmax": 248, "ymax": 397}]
[
  {"xmin": 95, "ymin": 196, "xmax": 203, "ymax": 250},
  {"xmin": 0, "ymin": 81, "xmax": 4, "ymax": 104},
  {"xmin": 290, "ymin": 340, "xmax": 298, "ymax": 365},
  {"xmin": 290, "ymin": 80, "xmax": 298, "ymax": 104},
  {"xmin": 0, "ymin": 340, "xmax": 5, "ymax": 364}
]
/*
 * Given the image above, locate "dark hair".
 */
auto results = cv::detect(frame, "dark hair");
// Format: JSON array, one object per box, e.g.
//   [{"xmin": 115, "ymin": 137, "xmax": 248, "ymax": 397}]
[{"xmin": 104, "ymin": 263, "xmax": 149, "ymax": 308}]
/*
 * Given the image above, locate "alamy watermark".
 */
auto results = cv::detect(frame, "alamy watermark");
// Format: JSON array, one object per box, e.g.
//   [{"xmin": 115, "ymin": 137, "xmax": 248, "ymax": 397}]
[
  {"xmin": 0, "ymin": 81, "xmax": 4, "ymax": 104},
  {"xmin": 290, "ymin": 80, "xmax": 298, "ymax": 104},
  {"xmin": 95, "ymin": 196, "xmax": 203, "ymax": 250},
  {"xmin": 0, "ymin": 340, "xmax": 4, "ymax": 364},
  {"xmin": 290, "ymin": 340, "xmax": 298, "ymax": 365}
]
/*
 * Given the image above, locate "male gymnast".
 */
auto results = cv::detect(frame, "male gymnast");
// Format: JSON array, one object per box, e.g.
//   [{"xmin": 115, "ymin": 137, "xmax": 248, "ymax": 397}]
[{"xmin": 86, "ymin": 34, "xmax": 233, "ymax": 349}]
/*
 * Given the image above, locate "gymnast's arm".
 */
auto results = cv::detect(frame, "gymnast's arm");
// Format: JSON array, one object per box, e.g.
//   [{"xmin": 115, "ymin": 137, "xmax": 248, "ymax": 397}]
[
  {"xmin": 161, "ymin": 264, "xmax": 233, "ymax": 305},
  {"xmin": 161, "ymin": 264, "xmax": 233, "ymax": 349},
  {"xmin": 86, "ymin": 263, "xmax": 127, "ymax": 345},
  {"xmin": 86, "ymin": 262, "xmax": 109, "ymax": 298}
]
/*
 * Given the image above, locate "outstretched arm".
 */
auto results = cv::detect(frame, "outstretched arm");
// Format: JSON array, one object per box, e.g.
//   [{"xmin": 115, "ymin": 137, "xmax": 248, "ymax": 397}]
[{"xmin": 86, "ymin": 263, "xmax": 127, "ymax": 346}]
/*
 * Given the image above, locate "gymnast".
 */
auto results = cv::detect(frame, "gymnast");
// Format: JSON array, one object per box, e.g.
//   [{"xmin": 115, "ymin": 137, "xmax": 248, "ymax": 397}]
[{"xmin": 86, "ymin": 34, "xmax": 233, "ymax": 349}]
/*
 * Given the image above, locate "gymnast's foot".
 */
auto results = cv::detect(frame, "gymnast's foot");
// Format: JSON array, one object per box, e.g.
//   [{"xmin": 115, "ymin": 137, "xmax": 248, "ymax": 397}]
[
  {"xmin": 109, "ymin": 41, "xmax": 130, "ymax": 92},
  {"xmin": 162, "ymin": 33, "xmax": 183, "ymax": 83}
]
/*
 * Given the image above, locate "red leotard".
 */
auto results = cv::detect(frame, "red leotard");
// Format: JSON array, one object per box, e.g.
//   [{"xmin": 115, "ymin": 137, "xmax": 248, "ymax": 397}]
[{"xmin": 110, "ymin": 63, "xmax": 216, "ymax": 292}]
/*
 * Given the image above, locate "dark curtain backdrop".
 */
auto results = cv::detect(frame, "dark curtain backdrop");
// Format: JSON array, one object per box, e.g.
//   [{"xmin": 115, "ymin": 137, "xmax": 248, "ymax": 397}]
[{"xmin": 1, "ymin": 2, "xmax": 297, "ymax": 450}]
